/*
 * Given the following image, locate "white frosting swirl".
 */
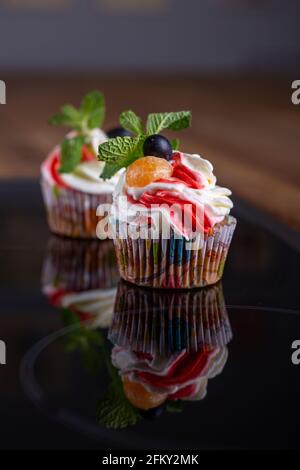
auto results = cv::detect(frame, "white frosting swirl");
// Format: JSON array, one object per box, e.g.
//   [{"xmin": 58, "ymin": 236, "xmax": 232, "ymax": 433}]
[
  {"xmin": 112, "ymin": 346, "xmax": 228, "ymax": 399},
  {"xmin": 41, "ymin": 129, "xmax": 122, "ymax": 195},
  {"xmin": 110, "ymin": 152, "xmax": 233, "ymax": 237},
  {"xmin": 60, "ymin": 288, "xmax": 116, "ymax": 329},
  {"xmin": 44, "ymin": 286, "xmax": 116, "ymax": 329},
  {"xmin": 59, "ymin": 160, "xmax": 120, "ymax": 194}
]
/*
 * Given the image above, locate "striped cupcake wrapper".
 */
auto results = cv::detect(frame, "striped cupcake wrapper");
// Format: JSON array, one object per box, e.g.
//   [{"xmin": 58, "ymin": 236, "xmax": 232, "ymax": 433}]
[
  {"xmin": 42, "ymin": 236, "xmax": 119, "ymax": 291},
  {"xmin": 108, "ymin": 281, "xmax": 232, "ymax": 355},
  {"xmin": 113, "ymin": 216, "xmax": 237, "ymax": 289},
  {"xmin": 41, "ymin": 177, "xmax": 112, "ymax": 239}
]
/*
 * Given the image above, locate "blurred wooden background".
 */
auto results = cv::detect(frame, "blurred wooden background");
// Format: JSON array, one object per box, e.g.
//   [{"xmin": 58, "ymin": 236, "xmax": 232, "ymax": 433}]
[{"xmin": 0, "ymin": 74, "xmax": 299, "ymax": 231}]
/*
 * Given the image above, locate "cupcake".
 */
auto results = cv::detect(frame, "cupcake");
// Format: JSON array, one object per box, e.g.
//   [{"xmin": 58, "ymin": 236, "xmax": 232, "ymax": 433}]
[
  {"xmin": 41, "ymin": 90, "xmax": 127, "ymax": 239},
  {"xmin": 112, "ymin": 345, "xmax": 228, "ymax": 410},
  {"xmin": 109, "ymin": 280, "xmax": 232, "ymax": 355},
  {"xmin": 97, "ymin": 281, "xmax": 232, "ymax": 427},
  {"xmin": 98, "ymin": 109, "xmax": 236, "ymax": 288},
  {"xmin": 42, "ymin": 236, "xmax": 119, "ymax": 328}
]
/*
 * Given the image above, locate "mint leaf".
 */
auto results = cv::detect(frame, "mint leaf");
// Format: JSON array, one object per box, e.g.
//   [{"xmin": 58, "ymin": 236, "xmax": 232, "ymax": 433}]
[
  {"xmin": 101, "ymin": 162, "xmax": 122, "ymax": 180},
  {"xmin": 166, "ymin": 400, "xmax": 185, "ymax": 413},
  {"xmin": 61, "ymin": 309, "xmax": 103, "ymax": 373},
  {"xmin": 98, "ymin": 108, "xmax": 191, "ymax": 179},
  {"xmin": 61, "ymin": 309, "xmax": 81, "ymax": 326},
  {"xmin": 119, "ymin": 110, "xmax": 143, "ymax": 135},
  {"xmin": 146, "ymin": 111, "xmax": 191, "ymax": 134},
  {"xmin": 98, "ymin": 136, "xmax": 144, "ymax": 179},
  {"xmin": 49, "ymin": 105, "xmax": 82, "ymax": 131},
  {"xmin": 97, "ymin": 378, "xmax": 141, "ymax": 429},
  {"xmin": 59, "ymin": 136, "xmax": 85, "ymax": 173},
  {"xmin": 49, "ymin": 90, "xmax": 106, "ymax": 132},
  {"xmin": 80, "ymin": 90, "xmax": 105, "ymax": 129},
  {"xmin": 171, "ymin": 138, "xmax": 180, "ymax": 150}
]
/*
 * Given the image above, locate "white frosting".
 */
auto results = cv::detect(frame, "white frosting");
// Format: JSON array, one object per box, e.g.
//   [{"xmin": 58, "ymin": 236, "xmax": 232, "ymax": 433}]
[
  {"xmin": 112, "ymin": 347, "xmax": 186, "ymax": 377},
  {"xmin": 110, "ymin": 152, "xmax": 233, "ymax": 237},
  {"xmin": 180, "ymin": 153, "xmax": 216, "ymax": 188},
  {"xmin": 112, "ymin": 346, "xmax": 228, "ymax": 398},
  {"xmin": 88, "ymin": 128, "xmax": 107, "ymax": 154},
  {"xmin": 41, "ymin": 129, "xmax": 122, "ymax": 195},
  {"xmin": 59, "ymin": 160, "xmax": 119, "ymax": 194},
  {"xmin": 45, "ymin": 286, "xmax": 116, "ymax": 329}
]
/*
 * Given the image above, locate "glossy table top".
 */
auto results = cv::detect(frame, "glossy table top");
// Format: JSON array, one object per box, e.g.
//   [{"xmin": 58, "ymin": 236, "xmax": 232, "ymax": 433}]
[{"xmin": 0, "ymin": 181, "xmax": 299, "ymax": 450}]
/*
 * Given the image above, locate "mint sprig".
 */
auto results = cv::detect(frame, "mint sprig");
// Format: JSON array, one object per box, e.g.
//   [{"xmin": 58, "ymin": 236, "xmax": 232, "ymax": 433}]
[
  {"xmin": 81, "ymin": 90, "xmax": 106, "ymax": 130},
  {"xmin": 49, "ymin": 90, "xmax": 106, "ymax": 173},
  {"xmin": 49, "ymin": 105, "xmax": 82, "ymax": 130},
  {"xmin": 171, "ymin": 138, "xmax": 180, "ymax": 151},
  {"xmin": 61, "ymin": 309, "xmax": 103, "ymax": 373},
  {"xmin": 98, "ymin": 109, "xmax": 191, "ymax": 179},
  {"xmin": 166, "ymin": 400, "xmax": 185, "ymax": 413},
  {"xmin": 49, "ymin": 90, "xmax": 106, "ymax": 132},
  {"xmin": 99, "ymin": 135, "xmax": 144, "ymax": 179},
  {"xmin": 120, "ymin": 110, "xmax": 143, "ymax": 135},
  {"xmin": 59, "ymin": 136, "xmax": 86, "ymax": 173},
  {"xmin": 97, "ymin": 377, "xmax": 141, "ymax": 429},
  {"xmin": 146, "ymin": 111, "xmax": 191, "ymax": 134}
]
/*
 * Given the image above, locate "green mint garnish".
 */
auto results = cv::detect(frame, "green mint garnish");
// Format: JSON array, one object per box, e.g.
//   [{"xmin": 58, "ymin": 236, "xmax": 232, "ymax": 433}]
[
  {"xmin": 49, "ymin": 90, "xmax": 106, "ymax": 173},
  {"xmin": 49, "ymin": 90, "xmax": 106, "ymax": 132},
  {"xmin": 61, "ymin": 309, "xmax": 103, "ymax": 373},
  {"xmin": 80, "ymin": 90, "xmax": 106, "ymax": 130},
  {"xmin": 62, "ymin": 308, "xmax": 141, "ymax": 428},
  {"xmin": 97, "ymin": 374, "xmax": 141, "ymax": 429},
  {"xmin": 99, "ymin": 135, "xmax": 144, "ymax": 179},
  {"xmin": 146, "ymin": 111, "xmax": 191, "ymax": 134},
  {"xmin": 49, "ymin": 104, "xmax": 82, "ymax": 130},
  {"xmin": 59, "ymin": 135, "xmax": 86, "ymax": 173},
  {"xmin": 166, "ymin": 400, "xmax": 185, "ymax": 413},
  {"xmin": 98, "ymin": 109, "xmax": 191, "ymax": 179},
  {"xmin": 120, "ymin": 110, "xmax": 143, "ymax": 135},
  {"xmin": 171, "ymin": 138, "xmax": 180, "ymax": 151}
]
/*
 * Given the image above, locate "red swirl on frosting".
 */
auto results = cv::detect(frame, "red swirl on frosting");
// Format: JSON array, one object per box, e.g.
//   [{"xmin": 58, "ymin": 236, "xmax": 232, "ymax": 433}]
[
  {"xmin": 138, "ymin": 190, "xmax": 210, "ymax": 233},
  {"xmin": 127, "ymin": 152, "xmax": 212, "ymax": 233},
  {"xmin": 133, "ymin": 348, "xmax": 215, "ymax": 400},
  {"xmin": 46, "ymin": 145, "xmax": 96, "ymax": 189},
  {"xmin": 171, "ymin": 152, "xmax": 204, "ymax": 189},
  {"xmin": 47, "ymin": 288, "xmax": 96, "ymax": 322}
]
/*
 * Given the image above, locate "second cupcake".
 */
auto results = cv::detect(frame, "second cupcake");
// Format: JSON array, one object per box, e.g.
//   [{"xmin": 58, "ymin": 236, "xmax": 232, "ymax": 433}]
[{"xmin": 41, "ymin": 90, "xmax": 126, "ymax": 239}]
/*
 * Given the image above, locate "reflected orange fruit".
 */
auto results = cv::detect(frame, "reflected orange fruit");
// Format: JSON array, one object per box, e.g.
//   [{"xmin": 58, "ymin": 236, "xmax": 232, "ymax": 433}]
[
  {"xmin": 126, "ymin": 156, "xmax": 173, "ymax": 188},
  {"xmin": 122, "ymin": 375, "xmax": 167, "ymax": 410}
]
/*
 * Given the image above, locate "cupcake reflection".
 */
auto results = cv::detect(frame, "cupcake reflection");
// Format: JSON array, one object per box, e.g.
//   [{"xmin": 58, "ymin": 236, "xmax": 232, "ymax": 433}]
[
  {"xmin": 42, "ymin": 236, "xmax": 119, "ymax": 328},
  {"xmin": 97, "ymin": 281, "xmax": 232, "ymax": 426}
]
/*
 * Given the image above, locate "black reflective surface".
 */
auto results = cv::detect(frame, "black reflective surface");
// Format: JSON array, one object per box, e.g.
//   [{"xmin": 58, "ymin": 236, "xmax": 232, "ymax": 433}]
[{"xmin": 0, "ymin": 181, "xmax": 300, "ymax": 450}]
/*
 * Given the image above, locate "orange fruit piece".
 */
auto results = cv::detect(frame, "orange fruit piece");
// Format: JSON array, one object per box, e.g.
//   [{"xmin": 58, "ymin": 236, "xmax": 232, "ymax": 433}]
[
  {"xmin": 122, "ymin": 375, "xmax": 167, "ymax": 410},
  {"xmin": 126, "ymin": 156, "xmax": 173, "ymax": 188}
]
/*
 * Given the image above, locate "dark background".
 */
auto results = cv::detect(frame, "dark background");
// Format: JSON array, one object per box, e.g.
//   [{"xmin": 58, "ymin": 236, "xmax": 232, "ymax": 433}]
[{"xmin": 0, "ymin": 0, "xmax": 300, "ymax": 73}]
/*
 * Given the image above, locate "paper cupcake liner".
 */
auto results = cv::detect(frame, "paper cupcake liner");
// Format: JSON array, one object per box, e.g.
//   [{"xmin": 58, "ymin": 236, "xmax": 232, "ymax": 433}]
[
  {"xmin": 109, "ymin": 281, "xmax": 232, "ymax": 355},
  {"xmin": 42, "ymin": 236, "xmax": 119, "ymax": 291},
  {"xmin": 113, "ymin": 216, "xmax": 237, "ymax": 289},
  {"xmin": 41, "ymin": 177, "xmax": 112, "ymax": 239}
]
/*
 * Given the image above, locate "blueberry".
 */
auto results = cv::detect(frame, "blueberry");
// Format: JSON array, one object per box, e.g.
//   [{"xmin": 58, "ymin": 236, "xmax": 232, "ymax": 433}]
[
  {"xmin": 143, "ymin": 134, "xmax": 173, "ymax": 161},
  {"xmin": 139, "ymin": 405, "xmax": 164, "ymax": 420},
  {"xmin": 107, "ymin": 127, "xmax": 133, "ymax": 138}
]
